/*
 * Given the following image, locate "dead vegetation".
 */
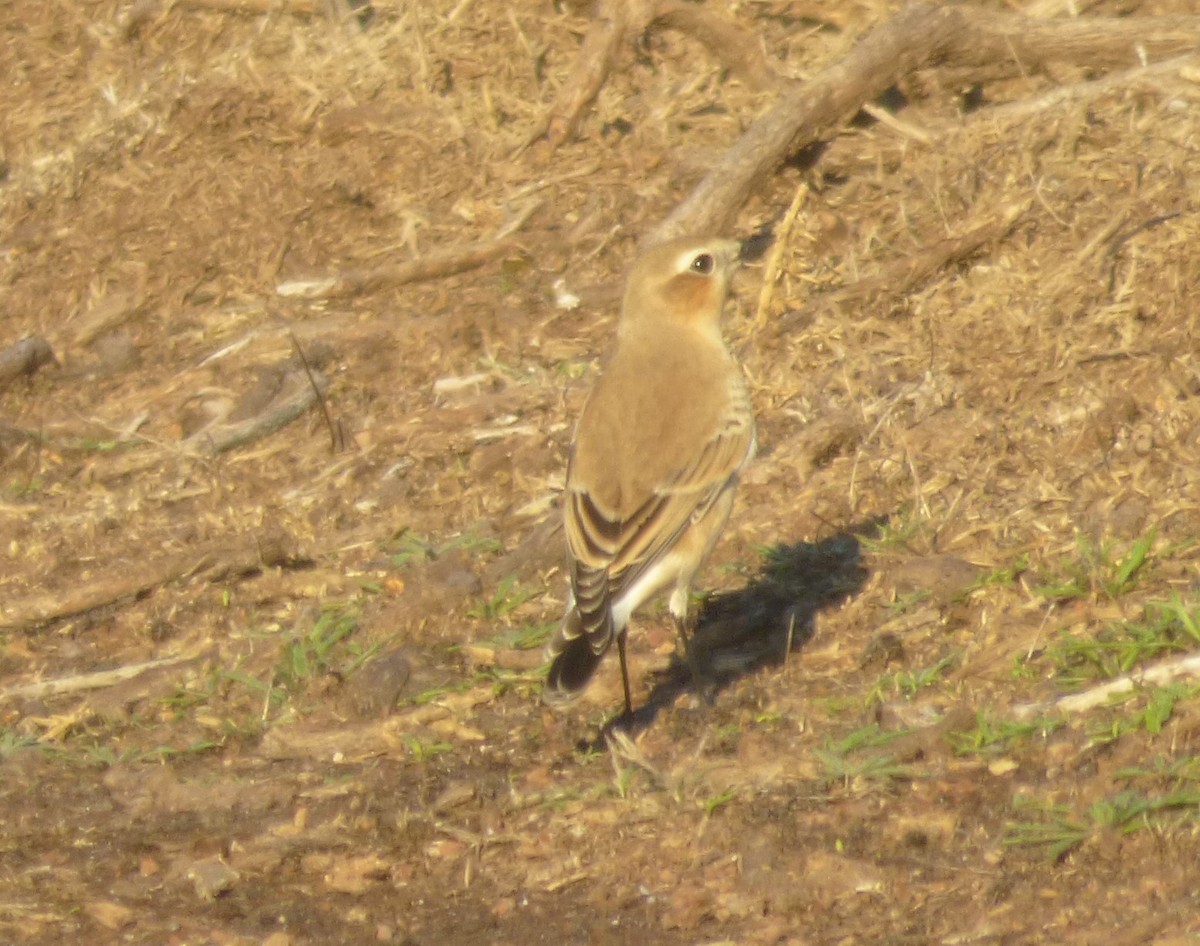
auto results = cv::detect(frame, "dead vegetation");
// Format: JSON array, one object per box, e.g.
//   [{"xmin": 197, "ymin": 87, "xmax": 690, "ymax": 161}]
[{"xmin": 3, "ymin": 0, "xmax": 1200, "ymax": 943}]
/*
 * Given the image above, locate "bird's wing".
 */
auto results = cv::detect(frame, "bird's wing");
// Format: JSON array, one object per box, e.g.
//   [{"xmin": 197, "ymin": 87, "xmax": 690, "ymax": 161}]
[{"xmin": 564, "ymin": 413, "xmax": 754, "ymax": 646}]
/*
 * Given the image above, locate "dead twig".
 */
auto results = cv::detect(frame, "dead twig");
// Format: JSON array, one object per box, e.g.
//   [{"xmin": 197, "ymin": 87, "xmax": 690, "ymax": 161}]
[
  {"xmin": 0, "ymin": 533, "xmax": 302, "ymax": 633},
  {"xmin": 822, "ymin": 54, "xmax": 1200, "ymax": 185},
  {"xmin": 947, "ymin": 10, "xmax": 1200, "ymax": 74},
  {"xmin": 130, "ymin": 0, "xmax": 374, "ymax": 26},
  {"xmin": 957, "ymin": 53, "xmax": 1198, "ymax": 134},
  {"xmin": 753, "ymin": 183, "xmax": 808, "ymax": 329},
  {"xmin": 276, "ymin": 201, "xmax": 540, "ymax": 300},
  {"xmin": 650, "ymin": 5, "xmax": 1200, "ymax": 242},
  {"xmin": 650, "ymin": 1, "xmax": 783, "ymax": 92},
  {"xmin": 829, "ymin": 200, "xmax": 1030, "ymax": 307},
  {"xmin": 858, "ymin": 101, "xmax": 933, "ymax": 145},
  {"xmin": 1012, "ymin": 652, "xmax": 1200, "ymax": 722},
  {"xmin": 173, "ymin": 0, "xmax": 319, "ymax": 15},
  {"xmin": 262, "ymin": 689, "xmax": 492, "ymax": 760},
  {"xmin": 651, "ymin": 4, "xmax": 965, "ymax": 243},
  {"xmin": 524, "ymin": 0, "xmax": 780, "ymax": 155},
  {"xmin": 1023, "ymin": 0, "xmax": 1106, "ymax": 17},
  {"xmin": 290, "ymin": 333, "xmax": 345, "ymax": 453},
  {"xmin": 520, "ymin": 0, "xmax": 649, "ymax": 154},
  {"xmin": 184, "ymin": 367, "xmax": 329, "ymax": 455},
  {"xmin": 73, "ymin": 359, "xmax": 332, "ymax": 485},
  {"xmin": 0, "ymin": 653, "xmax": 203, "ymax": 702}
]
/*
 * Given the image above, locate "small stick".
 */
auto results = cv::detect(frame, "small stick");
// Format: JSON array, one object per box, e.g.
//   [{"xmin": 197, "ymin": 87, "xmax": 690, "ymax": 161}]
[
  {"xmin": 524, "ymin": 0, "xmax": 781, "ymax": 155},
  {"xmin": 175, "ymin": 0, "xmax": 319, "ymax": 14},
  {"xmin": 650, "ymin": 1, "xmax": 784, "ymax": 92},
  {"xmin": 276, "ymin": 202, "xmax": 539, "ymax": 300},
  {"xmin": 290, "ymin": 333, "xmax": 343, "ymax": 452},
  {"xmin": 519, "ymin": 0, "xmax": 644, "ymax": 154},
  {"xmin": 783, "ymin": 611, "xmax": 796, "ymax": 670},
  {"xmin": 0, "ymin": 653, "xmax": 200, "ymax": 701},
  {"xmin": 185, "ymin": 368, "xmax": 328, "ymax": 455},
  {"xmin": 1022, "ymin": 0, "xmax": 1102, "ymax": 17},
  {"xmin": 1012, "ymin": 652, "xmax": 1200, "ymax": 722},
  {"xmin": 859, "ymin": 102, "xmax": 933, "ymax": 145},
  {"xmin": 961, "ymin": 54, "xmax": 1198, "ymax": 133},
  {"xmin": 830, "ymin": 200, "xmax": 1029, "ymax": 306},
  {"xmin": 0, "ymin": 536, "xmax": 296, "ymax": 632},
  {"xmin": 753, "ymin": 183, "xmax": 808, "ymax": 330}
]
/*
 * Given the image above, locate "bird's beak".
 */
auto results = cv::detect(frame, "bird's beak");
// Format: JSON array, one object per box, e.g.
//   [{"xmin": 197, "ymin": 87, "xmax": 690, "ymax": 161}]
[{"xmin": 737, "ymin": 231, "xmax": 775, "ymax": 264}]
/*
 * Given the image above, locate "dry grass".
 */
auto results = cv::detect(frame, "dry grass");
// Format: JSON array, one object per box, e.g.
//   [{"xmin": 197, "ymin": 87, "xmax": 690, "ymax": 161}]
[{"xmin": 3, "ymin": 1, "xmax": 1200, "ymax": 943}]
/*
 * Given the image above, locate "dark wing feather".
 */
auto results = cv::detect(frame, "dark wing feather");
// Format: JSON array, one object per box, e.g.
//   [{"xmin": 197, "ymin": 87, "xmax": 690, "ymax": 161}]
[{"xmin": 564, "ymin": 416, "xmax": 753, "ymax": 648}]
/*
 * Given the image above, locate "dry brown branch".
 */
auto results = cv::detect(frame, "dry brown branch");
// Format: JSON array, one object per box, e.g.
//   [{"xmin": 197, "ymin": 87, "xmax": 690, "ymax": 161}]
[
  {"xmin": 1023, "ymin": 0, "xmax": 1107, "ymax": 17},
  {"xmin": 650, "ymin": 1, "xmax": 782, "ymax": 92},
  {"xmin": 175, "ymin": 0, "xmax": 319, "ymax": 14},
  {"xmin": 260, "ymin": 689, "xmax": 492, "ymax": 760},
  {"xmin": 0, "ymin": 653, "xmax": 203, "ymax": 702},
  {"xmin": 521, "ymin": 0, "xmax": 648, "ymax": 154},
  {"xmin": 72, "ymin": 360, "xmax": 332, "ymax": 485},
  {"xmin": 650, "ymin": 5, "xmax": 1200, "ymax": 242},
  {"xmin": 0, "ymin": 335, "xmax": 58, "ymax": 389},
  {"xmin": 184, "ymin": 367, "xmax": 329, "ymax": 455},
  {"xmin": 819, "ymin": 53, "xmax": 1199, "ymax": 185},
  {"xmin": 858, "ymin": 101, "xmax": 933, "ymax": 145},
  {"xmin": 951, "ymin": 11, "xmax": 1200, "ymax": 72},
  {"xmin": 525, "ymin": 0, "xmax": 780, "ymax": 154},
  {"xmin": 1011, "ymin": 652, "xmax": 1200, "ymax": 721},
  {"xmin": 260, "ymin": 711, "xmax": 440, "ymax": 761},
  {"xmin": 276, "ymin": 202, "xmax": 539, "ymax": 300},
  {"xmin": 0, "ymin": 553, "xmax": 212, "ymax": 633},
  {"xmin": 650, "ymin": 5, "xmax": 964, "ymax": 243},
  {"xmin": 830, "ymin": 200, "xmax": 1030, "ymax": 307},
  {"xmin": 0, "ymin": 532, "xmax": 302, "ymax": 633},
  {"xmin": 957, "ymin": 53, "xmax": 1198, "ymax": 130},
  {"xmin": 129, "ymin": 0, "xmax": 368, "ymax": 25}
]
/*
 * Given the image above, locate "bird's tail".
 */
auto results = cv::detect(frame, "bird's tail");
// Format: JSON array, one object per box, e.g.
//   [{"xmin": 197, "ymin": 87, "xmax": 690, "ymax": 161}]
[{"xmin": 543, "ymin": 606, "xmax": 609, "ymax": 706}]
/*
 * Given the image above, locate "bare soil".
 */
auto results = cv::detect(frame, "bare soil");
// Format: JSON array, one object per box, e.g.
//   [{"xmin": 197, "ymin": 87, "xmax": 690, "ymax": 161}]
[{"xmin": 4, "ymin": 2, "xmax": 1200, "ymax": 944}]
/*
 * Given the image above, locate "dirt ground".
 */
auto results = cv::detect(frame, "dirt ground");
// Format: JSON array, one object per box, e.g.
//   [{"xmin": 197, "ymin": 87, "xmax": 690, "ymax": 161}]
[{"xmin": 4, "ymin": 1, "xmax": 1200, "ymax": 943}]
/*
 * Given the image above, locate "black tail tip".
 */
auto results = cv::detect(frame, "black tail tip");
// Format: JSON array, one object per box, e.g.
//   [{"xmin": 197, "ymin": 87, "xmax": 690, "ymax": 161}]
[{"xmin": 544, "ymin": 635, "xmax": 605, "ymax": 708}]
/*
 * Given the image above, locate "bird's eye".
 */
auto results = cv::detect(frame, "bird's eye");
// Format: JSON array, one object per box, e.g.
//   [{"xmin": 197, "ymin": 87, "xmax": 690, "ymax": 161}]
[{"xmin": 690, "ymin": 253, "xmax": 715, "ymax": 275}]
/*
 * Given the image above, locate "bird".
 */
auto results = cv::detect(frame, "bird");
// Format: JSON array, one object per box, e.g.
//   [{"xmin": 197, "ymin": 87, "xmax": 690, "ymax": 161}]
[{"xmin": 543, "ymin": 235, "xmax": 756, "ymax": 717}]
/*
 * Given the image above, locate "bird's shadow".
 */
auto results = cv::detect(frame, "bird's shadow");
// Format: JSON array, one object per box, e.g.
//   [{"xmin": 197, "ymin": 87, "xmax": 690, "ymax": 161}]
[{"xmin": 591, "ymin": 523, "xmax": 875, "ymax": 746}]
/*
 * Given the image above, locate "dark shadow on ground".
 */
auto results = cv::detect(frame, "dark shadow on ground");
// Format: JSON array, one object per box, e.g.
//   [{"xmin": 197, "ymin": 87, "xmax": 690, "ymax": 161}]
[{"xmin": 592, "ymin": 522, "xmax": 878, "ymax": 744}]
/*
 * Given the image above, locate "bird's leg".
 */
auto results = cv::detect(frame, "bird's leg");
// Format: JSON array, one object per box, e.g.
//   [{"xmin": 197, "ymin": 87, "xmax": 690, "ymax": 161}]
[
  {"xmin": 616, "ymin": 631, "xmax": 633, "ymax": 718},
  {"xmin": 672, "ymin": 611, "xmax": 713, "ymax": 704}
]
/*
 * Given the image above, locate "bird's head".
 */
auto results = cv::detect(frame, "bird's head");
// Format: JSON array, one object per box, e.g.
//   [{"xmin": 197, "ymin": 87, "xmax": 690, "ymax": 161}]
[{"xmin": 621, "ymin": 236, "xmax": 742, "ymax": 335}]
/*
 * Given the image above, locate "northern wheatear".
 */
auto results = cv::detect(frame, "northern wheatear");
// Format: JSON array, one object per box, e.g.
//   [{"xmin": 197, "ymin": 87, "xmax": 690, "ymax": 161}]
[{"xmin": 544, "ymin": 236, "xmax": 756, "ymax": 716}]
